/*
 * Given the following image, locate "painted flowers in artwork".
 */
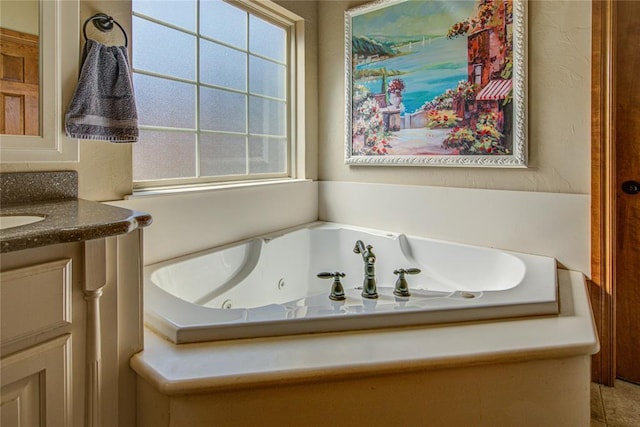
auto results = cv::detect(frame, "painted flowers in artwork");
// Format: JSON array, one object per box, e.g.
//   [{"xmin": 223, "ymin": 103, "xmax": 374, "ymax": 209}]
[
  {"xmin": 352, "ymin": 97, "xmax": 392, "ymax": 155},
  {"xmin": 387, "ymin": 78, "xmax": 405, "ymax": 93},
  {"xmin": 348, "ymin": 0, "xmax": 522, "ymax": 164},
  {"xmin": 443, "ymin": 111, "xmax": 506, "ymax": 154}
]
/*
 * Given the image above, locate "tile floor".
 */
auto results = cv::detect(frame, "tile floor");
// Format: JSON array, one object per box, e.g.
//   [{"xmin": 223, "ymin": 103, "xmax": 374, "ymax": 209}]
[{"xmin": 591, "ymin": 380, "xmax": 640, "ymax": 426}]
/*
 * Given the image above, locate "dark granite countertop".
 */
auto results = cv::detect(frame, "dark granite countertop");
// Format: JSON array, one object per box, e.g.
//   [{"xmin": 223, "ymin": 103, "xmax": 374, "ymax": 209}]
[
  {"xmin": 0, "ymin": 171, "xmax": 152, "ymax": 253},
  {"xmin": 1, "ymin": 199, "xmax": 152, "ymax": 253}
]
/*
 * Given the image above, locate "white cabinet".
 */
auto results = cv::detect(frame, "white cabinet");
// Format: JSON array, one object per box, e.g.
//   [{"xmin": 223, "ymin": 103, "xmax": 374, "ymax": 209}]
[
  {"xmin": 1, "ymin": 256, "xmax": 75, "ymax": 426},
  {"xmin": 1, "ymin": 259, "xmax": 72, "ymax": 348},
  {"xmin": 1, "ymin": 335, "xmax": 71, "ymax": 427},
  {"xmin": 1, "ymin": 253, "xmax": 75, "ymax": 426},
  {"xmin": 0, "ymin": 231, "xmax": 144, "ymax": 427}
]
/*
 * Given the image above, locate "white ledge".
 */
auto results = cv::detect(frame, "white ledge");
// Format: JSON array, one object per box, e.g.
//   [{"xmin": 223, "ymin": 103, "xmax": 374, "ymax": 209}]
[
  {"xmin": 127, "ymin": 178, "xmax": 312, "ymax": 199},
  {"xmin": 131, "ymin": 269, "xmax": 598, "ymax": 396}
]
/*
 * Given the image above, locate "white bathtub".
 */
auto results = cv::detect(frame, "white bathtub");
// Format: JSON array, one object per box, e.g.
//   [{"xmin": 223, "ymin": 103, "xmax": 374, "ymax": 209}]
[{"xmin": 144, "ymin": 222, "xmax": 558, "ymax": 343}]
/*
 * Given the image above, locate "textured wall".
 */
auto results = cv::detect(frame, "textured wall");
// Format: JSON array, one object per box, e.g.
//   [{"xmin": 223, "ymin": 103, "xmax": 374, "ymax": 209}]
[
  {"xmin": 1, "ymin": 1, "xmax": 40, "ymax": 35},
  {"xmin": 0, "ymin": 0, "xmax": 133, "ymax": 202},
  {"xmin": 0, "ymin": 0, "xmax": 318, "ymax": 201},
  {"xmin": 318, "ymin": 0, "xmax": 591, "ymax": 194},
  {"xmin": 1, "ymin": 0, "xmax": 591, "ymax": 197}
]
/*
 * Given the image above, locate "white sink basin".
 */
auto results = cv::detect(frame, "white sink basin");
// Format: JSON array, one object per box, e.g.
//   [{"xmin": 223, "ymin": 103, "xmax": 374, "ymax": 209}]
[{"xmin": 0, "ymin": 215, "xmax": 45, "ymax": 230}]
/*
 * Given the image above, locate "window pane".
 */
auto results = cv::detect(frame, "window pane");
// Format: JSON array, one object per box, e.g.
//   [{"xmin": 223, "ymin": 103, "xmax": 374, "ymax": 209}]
[
  {"xmin": 133, "ymin": 0, "xmax": 196, "ymax": 31},
  {"xmin": 133, "ymin": 1, "xmax": 292, "ymax": 185},
  {"xmin": 200, "ymin": 0, "xmax": 247, "ymax": 49},
  {"xmin": 249, "ymin": 15, "xmax": 285, "ymax": 62},
  {"xmin": 249, "ymin": 137, "xmax": 286, "ymax": 174},
  {"xmin": 200, "ymin": 40, "xmax": 246, "ymax": 91},
  {"xmin": 133, "ymin": 130, "xmax": 196, "ymax": 180},
  {"xmin": 200, "ymin": 87, "xmax": 246, "ymax": 133},
  {"xmin": 134, "ymin": 74, "xmax": 196, "ymax": 128},
  {"xmin": 249, "ymin": 96, "xmax": 286, "ymax": 136},
  {"xmin": 200, "ymin": 134, "xmax": 247, "ymax": 176},
  {"xmin": 133, "ymin": 17, "xmax": 196, "ymax": 80},
  {"xmin": 249, "ymin": 56, "xmax": 285, "ymax": 99}
]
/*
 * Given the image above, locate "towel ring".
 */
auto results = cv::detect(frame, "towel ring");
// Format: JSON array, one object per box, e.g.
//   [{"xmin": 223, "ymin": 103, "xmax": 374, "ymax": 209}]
[{"xmin": 83, "ymin": 13, "xmax": 128, "ymax": 47}]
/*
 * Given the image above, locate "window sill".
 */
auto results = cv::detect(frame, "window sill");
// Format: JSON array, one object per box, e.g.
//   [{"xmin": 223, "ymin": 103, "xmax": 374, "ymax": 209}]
[{"xmin": 127, "ymin": 178, "xmax": 312, "ymax": 200}]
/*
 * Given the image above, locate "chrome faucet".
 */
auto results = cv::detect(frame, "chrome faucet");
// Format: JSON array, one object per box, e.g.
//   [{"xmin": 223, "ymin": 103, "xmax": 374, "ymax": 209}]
[{"xmin": 354, "ymin": 240, "xmax": 377, "ymax": 299}]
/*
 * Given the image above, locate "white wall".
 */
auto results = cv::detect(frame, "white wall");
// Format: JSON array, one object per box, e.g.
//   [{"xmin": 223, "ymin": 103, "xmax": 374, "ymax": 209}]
[
  {"xmin": 317, "ymin": 0, "xmax": 591, "ymax": 194},
  {"xmin": 1, "ymin": 1, "xmax": 40, "ymax": 35},
  {"xmin": 111, "ymin": 179, "xmax": 589, "ymax": 274},
  {"xmin": 319, "ymin": 181, "xmax": 590, "ymax": 274},
  {"xmin": 110, "ymin": 180, "xmax": 318, "ymax": 264}
]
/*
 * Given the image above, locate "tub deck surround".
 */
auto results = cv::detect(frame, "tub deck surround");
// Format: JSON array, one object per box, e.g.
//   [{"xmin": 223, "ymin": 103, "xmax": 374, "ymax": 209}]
[
  {"xmin": 131, "ymin": 269, "xmax": 598, "ymax": 395},
  {"xmin": 144, "ymin": 222, "xmax": 559, "ymax": 343}
]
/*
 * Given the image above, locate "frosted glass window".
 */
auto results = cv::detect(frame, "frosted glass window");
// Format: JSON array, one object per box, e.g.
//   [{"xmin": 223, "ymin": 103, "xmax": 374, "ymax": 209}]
[
  {"xmin": 200, "ymin": 40, "xmax": 246, "ymax": 91},
  {"xmin": 200, "ymin": 134, "xmax": 247, "ymax": 176},
  {"xmin": 200, "ymin": 87, "xmax": 246, "ymax": 133},
  {"xmin": 200, "ymin": 0, "xmax": 247, "ymax": 49},
  {"xmin": 249, "ymin": 97, "xmax": 286, "ymax": 136},
  {"xmin": 133, "ymin": 0, "xmax": 196, "ymax": 31},
  {"xmin": 133, "ymin": 17, "xmax": 196, "ymax": 80},
  {"xmin": 249, "ymin": 15, "xmax": 285, "ymax": 62},
  {"xmin": 134, "ymin": 74, "xmax": 196, "ymax": 129},
  {"xmin": 249, "ymin": 137, "xmax": 286, "ymax": 174},
  {"xmin": 249, "ymin": 56, "xmax": 285, "ymax": 99},
  {"xmin": 132, "ymin": 0, "xmax": 293, "ymax": 185},
  {"xmin": 133, "ymin": 130, "xmax": 196, "ymax": 180}
]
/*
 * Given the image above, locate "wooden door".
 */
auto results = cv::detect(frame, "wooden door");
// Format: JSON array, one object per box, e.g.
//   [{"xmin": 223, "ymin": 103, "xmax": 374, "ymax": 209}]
[
  {"xmin": 614, "ymin": 0, "xmax": 640, "ymax": 385},
  {"xmin": 0, "ymin": 27, "xmax": 39, "ymax": 136},
  {"xmin": 591, "ymin": 0, "xmax": 640, "ymax": 386}
]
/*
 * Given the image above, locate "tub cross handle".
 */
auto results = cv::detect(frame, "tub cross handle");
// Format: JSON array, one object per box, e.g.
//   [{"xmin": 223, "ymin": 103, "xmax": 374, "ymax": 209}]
[
  {"xmin": 393, "ymin": 268, "xmax": 421, "ymax": 297},
  {"xmin": 317, "ymin": 272, "xmax": 346, "ymax": 301}
]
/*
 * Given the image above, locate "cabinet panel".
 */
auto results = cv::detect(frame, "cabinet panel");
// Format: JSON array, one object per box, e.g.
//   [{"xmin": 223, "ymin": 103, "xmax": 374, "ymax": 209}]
[
  {"xmin": 1, "ymin": 335, "xmax": 71, "ymax": 426},
  {"xmin": 1, "ymin": 259, "xmax": 72, "ymax": 346},
  {"xmin": 1, "ymin": 372, "xmax": 43, "ymax": 426}
]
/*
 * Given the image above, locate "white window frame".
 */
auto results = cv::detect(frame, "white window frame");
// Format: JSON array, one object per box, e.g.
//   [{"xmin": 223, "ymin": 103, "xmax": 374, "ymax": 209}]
[{"xmin": 132, "ymin": 0, "xmax": 304, "ymax": 191}]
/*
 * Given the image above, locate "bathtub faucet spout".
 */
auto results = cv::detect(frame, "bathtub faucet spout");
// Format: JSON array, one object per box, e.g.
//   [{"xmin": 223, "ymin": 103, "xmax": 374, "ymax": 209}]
[{"xmin": 354, "ymin": 240, "xmax": 378, "ymax": 299}]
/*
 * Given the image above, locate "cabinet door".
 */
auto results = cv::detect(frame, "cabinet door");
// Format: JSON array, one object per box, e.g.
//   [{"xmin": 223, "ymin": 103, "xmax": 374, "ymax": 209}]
[
  {"xmin": 1, "ymin": 258, "xmax": 72, "ymax": 350},
  {"xmin": 1, "ymin": 335, "xmax": 72, "ymax": 427}
]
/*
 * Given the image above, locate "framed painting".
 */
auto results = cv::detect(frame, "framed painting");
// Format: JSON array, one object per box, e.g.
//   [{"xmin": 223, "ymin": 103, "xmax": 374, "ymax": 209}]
[{"xmin": 345, "ymin": 0, "xmax": 527, "ymax": 167}]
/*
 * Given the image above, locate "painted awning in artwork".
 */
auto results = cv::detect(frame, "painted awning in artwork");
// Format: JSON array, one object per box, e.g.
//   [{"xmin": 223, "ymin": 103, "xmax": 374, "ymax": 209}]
[{"xmin": 476, "ymin": 79, "xmax": 513, "ymax": 100}]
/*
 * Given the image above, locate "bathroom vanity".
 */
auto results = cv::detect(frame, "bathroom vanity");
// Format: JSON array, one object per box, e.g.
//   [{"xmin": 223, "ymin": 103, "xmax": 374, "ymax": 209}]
[{"xmin": 0, "ymin": 172, "xmax": 151, "ymax": 427}]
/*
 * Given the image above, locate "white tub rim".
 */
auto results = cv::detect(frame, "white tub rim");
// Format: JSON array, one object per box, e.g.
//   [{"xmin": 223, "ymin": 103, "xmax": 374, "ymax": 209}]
[{"xmin": 144, "ymin": 221, "xmax": 559, "ymax": 343}]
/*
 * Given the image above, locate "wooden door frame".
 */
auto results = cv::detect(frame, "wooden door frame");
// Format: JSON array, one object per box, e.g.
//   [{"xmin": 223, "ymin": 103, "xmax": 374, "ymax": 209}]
[{"xmin": 590, "ymin": 0, "xmax": 616, "ymax": 386}]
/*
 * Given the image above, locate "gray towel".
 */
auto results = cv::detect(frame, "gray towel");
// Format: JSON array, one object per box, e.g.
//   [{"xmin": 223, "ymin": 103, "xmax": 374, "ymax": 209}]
[{"xmin": 65, "ymin": 39, "xmax": 138, "ymax": 143}]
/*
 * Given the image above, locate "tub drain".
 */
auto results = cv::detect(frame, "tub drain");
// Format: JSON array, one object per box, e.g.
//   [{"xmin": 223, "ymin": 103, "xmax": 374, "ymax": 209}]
[
  {"xmin": 222, "ymin": 299, "xmax": 233, "ymax": 309},
  {"xmin": 278, "ymin": 278, "xmax": 285, "ymax": 290},
  {"xmin": 460, "ymin": 292, "xmax": 476, "ymax": 299}
]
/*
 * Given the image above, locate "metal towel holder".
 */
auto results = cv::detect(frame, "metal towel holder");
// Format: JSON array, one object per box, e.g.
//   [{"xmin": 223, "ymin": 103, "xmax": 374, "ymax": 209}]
[{"xmin": 83, "ymin": 13, "xmax": 128, "ymax": 47}]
